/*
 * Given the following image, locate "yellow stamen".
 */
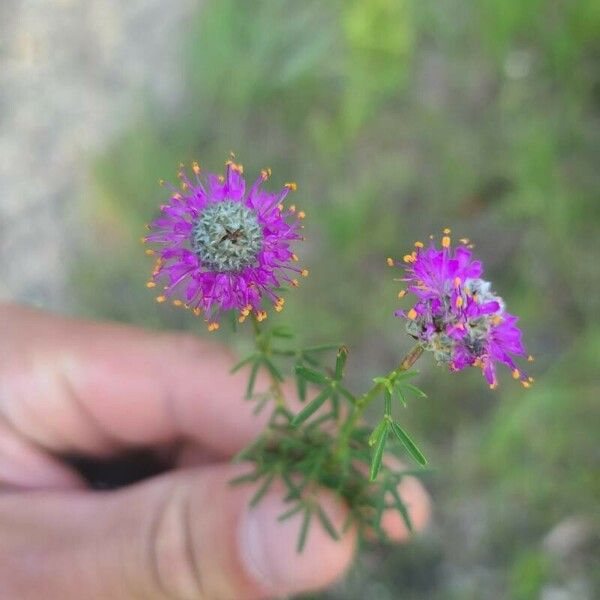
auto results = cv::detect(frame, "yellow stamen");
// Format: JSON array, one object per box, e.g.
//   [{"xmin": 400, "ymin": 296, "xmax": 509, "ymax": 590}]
[
  {"xmin": 301, "ymin": 269, "xmax": 309, "ymax": 277},
  {"xmin": 159, "ymin": 179, "xmax": 165, "ymax": 186},
  {"xmin": 218, "ymin": 175, "xmax": 224, "ymax": 183},
  {"xmin": 260, "ymin": 168, "xmax": 272, "ymax": 180},
  {"xmin": 146, "ymin": 281, "xmax": 156, "ymax": 288},
  {"xmin": 521, "ymin": 380, "xmax": 531, "ymax": 388},
  {"xmin": 298, "ymin": 210, "xmax": 306, "ymax": 219},
  {"xmin": 414, "ymin": 241, "xmax": 424, "ymax": 248},
  {"xmin": 172, "ymin": 300, "xmax": 183, "ymax": 307},
  {"xmin": 291, "ymin": 253, "xmax": 299, "ymax": 262},
  {"xmin": 454, "ymin": 277, "xmax": 461, "ymax": 288},
  {"xmin": 207, "ymin": 322, "xmax": 220, "ymax": 332},
  {"xmin": 193, "ymin": 308, "xmax": 202, "ymax": 316},
  {"xmin": 277, "ymin": 203, "xmax": 284, "ymax": 211},
  {"xmin": 512, "ymin": 369, "xmax": 520, "ymax": 380},
  {"xmin": 443, "ymin": 227, "xmax": 451, "ymax": 234},
  {"xmin": 455, "ymin": 296, "xmax": 464, "ymax": 308},
  {"xmin": 403, "ymin": 254, "xmax": 415, "ymax": 263},
  {"xmin": 459, "ymin": 238, "xmax": 470, "ymax": 244},
  {"xmin": 285, "ymin": 182, "xmax": 297, "ymax": 191},
  {"xmin": 492, "ymin": 315, "xmax": 503, "ymax": 326},
  {"xmin": 145, "ymin": 249, "xmax": 155, "ymax": 256},
  {"xmin": 489, "ymin": 382, "xmax": 498, "ymax": 390},
  {"xmin": 289, "ymin": 205, "xmax": 296, "ymax": 213},
  {"xmin": 256, "ymin": 311, "xmax": 268, "ymax": 322},
  {"xmin": 442, "ymin": 236, "xmax": 451, "ymax": 248},
  {"xmin": 527, "ymin": 355, "xmax": 535, "ymax": 362},
  {"xmin": 398, "ymin": 290, "xmax": 406, "ymax": 298},
  {"xmin": 407, "ymin": 308, "xmax": 417, "ymax": 320},
  {"xmin": 192, "ymin": 161, "xmax": 201, "ymax": 175},
  {"xmin": 156, "ymin": 295, "xmax": 166, "ymax": 303},
  {"xmin": 386, "ymin": 257, "xmax": 394, "ymax": 267}
]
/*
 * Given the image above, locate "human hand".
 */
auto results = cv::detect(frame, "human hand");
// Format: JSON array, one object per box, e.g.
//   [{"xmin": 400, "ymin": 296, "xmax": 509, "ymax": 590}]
[{"xmin": 0, "ymin": 304, "xmax": 430, "ymax": 599}]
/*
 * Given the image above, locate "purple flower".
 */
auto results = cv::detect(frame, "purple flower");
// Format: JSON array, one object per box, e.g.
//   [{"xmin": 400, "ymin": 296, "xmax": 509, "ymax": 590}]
[
  {"xmin": 145, "ymin": 158, "xmax": 307, "ymax": 330},
  {"xmin": 392, "ymin": 230, "xmax": 533, "ymax": 388}
]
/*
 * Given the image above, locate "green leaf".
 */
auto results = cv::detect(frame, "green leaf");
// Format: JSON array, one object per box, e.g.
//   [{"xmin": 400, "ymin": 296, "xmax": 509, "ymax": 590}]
[
  {"xmin": 389, "ymin": 484, "xmax": 413, "ymax": 533},
  {"xmin": 402, "ymin": 383, "xmax": 427, "ymax": 398},
  {"xmin": 391, "ymin": 422, "xmax": 428, "ymax": 465},
  {"xmin": 246, "ymin": 360, "xmax": 261, "ymax": 399},
  {"xmin": 395, "ymin": 386, "xmax": 408, "ymax": 407},
  {"xmin": 230, "ymin": 353, "xmax": 259, "ymax": 374},
  {"xmin": 302, "ymin": 343, "xmax": 340, "ymax": 353},
  {"xmin": 336, "ymin": 385, "xmax": 356, "ymax": 404},
  {"xmin": 370, "ymin": 422, "xmax": 389, "ymax": 480},
  {"xmin": 263, "ymin": 357, "xmax": 284, "ymax": 382},
  {"xmin": 295, "ymin": 368, "xmax": 308, "ymax": 402},
  {"xmin": 393, "ymin": 369, "xmax": 419, "ymax": 381},
  {"xmin": 291, "ymin": 388, "xmax": 331, "ymax": 426},
  {"xmin": 294, "ymin": 364, "xmax": 329, "ymax": 384},
  {"xmin": 335, "ymin": 346, "xmax": 348, "ymax": 380},
  {"xmin": 272, "ymin": 326, "xmax": 294, "ymax": 338},
  {"xmin": 384, "ymin": 388, "xmax": 392, "ymax": 416},
  {"xmin": 278, "ymin": 503, "xmax": 304, "ymax": 522},
  {"xmin": 250, "ymin": 472, "xmax": 276, "ymax": 507},
  {"xmin": 229, "ymin": 472, "xmax": 261, "ymax": 486},
  {"xmin": 368, "ymin": 420, "xmax": 387, "ymax": 447},
  {"xmin": 297, "ymin": 507, "xmax": 312, "ymax": 552},
  {"xmin": 316, "ymin": 504, "xmax": 339, "ymax": 540}
]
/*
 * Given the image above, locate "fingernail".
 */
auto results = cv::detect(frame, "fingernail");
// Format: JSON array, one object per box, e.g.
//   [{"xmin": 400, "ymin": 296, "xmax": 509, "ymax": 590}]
[{"xmin": 239, "ymin": 493, "xmax": 351, "ymax": 595}]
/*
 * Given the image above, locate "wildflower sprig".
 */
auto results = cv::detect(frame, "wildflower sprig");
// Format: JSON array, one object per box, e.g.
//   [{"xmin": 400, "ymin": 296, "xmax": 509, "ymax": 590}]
[
  {"xmin": 146, "ymin": 158, "xmax": 533, "ymax": 554},
  {"xmin": 230, "ymin": 317, "xmax": 425, "ymax": 550}
]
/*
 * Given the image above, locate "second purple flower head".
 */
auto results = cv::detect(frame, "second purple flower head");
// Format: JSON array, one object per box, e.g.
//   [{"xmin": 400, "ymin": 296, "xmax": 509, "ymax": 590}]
[{"xmin": 392, "ymin": 229, "xmax": 534, "ymax": 389}]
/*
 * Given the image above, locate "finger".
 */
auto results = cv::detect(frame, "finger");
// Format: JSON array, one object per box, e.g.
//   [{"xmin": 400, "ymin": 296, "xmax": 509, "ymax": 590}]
[
  {"xmin": 0, "ymin": 304, "xmax": 288, "ymax": 459},
  {"xmin": 0, "ymin": 463, "xmax": 356, "ymax": 600}
]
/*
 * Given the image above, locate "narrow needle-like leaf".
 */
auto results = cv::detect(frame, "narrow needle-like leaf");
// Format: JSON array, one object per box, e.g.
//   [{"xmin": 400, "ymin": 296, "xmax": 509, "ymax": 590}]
[
  {"xmin": 297, "ymin": 507, "xmax": 312, "ymax": 552},
  {"xmin": 291, "ymin": 388, "xmax": 331, "ymax": 426},
  {"xmin": 294, "ymin": 364, "xmax": 330, "ymax": 384},
  {"xmin": 370, "ymin": 423, "xmax": 389, "ymax": 480},
  {"xmin": 316, "ymin": 505, "xmax": 339, "ymax": 540},
  {"xmin": 391, "ymin": 422, "xmax": 428, "ymax": 465}
]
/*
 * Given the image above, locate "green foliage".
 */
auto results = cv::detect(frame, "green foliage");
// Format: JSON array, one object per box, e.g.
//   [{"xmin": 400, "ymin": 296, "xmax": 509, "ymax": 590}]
[{"xmin": 232, "ymin": 320, "xmax": 428, "ymax": 549}]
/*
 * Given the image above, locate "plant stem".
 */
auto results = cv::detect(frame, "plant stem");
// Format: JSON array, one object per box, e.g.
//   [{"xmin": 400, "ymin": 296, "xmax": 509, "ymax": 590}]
[
  {"xmin": 336, "ymin": 344, "xmax": 424, "ymax": 453},
  {"xmin": 252, "ymin": 315, "xmax": 287, "ymax": 411}
]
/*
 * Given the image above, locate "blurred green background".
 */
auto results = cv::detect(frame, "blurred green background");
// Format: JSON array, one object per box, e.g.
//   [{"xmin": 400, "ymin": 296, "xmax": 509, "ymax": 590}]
[{"xmin": 75, "ymin": 1, "xmax": 599, "ymax": 598}]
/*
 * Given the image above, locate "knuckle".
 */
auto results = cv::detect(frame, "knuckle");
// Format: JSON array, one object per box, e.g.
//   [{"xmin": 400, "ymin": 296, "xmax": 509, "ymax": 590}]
[{"xmin": 148, "ymin": 484, "xmax": 204, "ymax": 600}]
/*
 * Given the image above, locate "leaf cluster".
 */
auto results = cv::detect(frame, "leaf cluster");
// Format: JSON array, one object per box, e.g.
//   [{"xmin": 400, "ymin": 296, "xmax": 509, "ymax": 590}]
[{"xmin": 231, "ymin": 326, "xmax": 429, "ymax": 551}]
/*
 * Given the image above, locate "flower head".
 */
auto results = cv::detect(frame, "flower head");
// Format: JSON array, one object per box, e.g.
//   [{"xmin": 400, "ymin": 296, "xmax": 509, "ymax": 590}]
[
  {"xmin": 144, "ymin": 157, "xmax": 306, "ymax": 329},
  {"xmin": 392, "ymin": 230, "xmax": 533, "ymax": 389}
]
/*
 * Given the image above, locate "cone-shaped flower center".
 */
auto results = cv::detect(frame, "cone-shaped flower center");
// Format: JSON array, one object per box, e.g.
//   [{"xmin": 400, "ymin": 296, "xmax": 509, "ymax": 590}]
[{"xmin": 192, "ymin": 201, "xmax": 263, "ymax": 272}]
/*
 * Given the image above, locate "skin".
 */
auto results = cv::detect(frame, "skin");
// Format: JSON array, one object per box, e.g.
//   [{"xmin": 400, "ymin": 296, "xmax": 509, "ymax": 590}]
[{"xmin": 0, "ymin": 304, "xmax": 431, "ymax": 600}]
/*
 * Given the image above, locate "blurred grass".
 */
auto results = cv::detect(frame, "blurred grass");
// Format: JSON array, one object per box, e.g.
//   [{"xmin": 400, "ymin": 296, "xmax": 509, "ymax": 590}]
[{"xmin": 75, "ymin": 0, "xmax": 600, "ymax": 597}]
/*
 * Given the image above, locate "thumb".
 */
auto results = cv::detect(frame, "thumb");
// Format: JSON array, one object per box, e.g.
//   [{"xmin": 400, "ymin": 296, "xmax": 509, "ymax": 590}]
[{"xmin": 0, "ymin": 464, "xmax": 356, "ymax": 600}]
